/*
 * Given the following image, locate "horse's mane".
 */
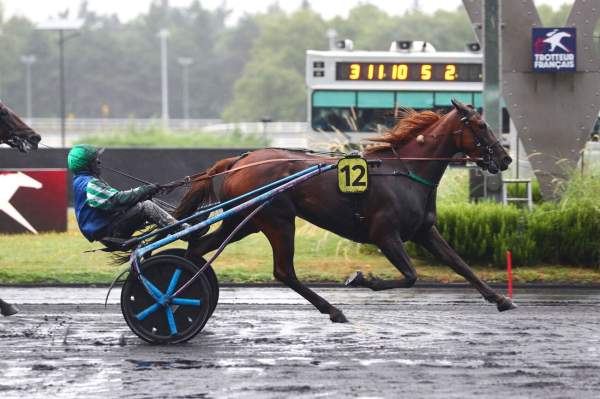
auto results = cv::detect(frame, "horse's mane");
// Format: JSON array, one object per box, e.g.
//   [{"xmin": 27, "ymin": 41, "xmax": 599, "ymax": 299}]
[{"xmin": 364, "ymin": 109, "xmax": 442, "ymax": 154}]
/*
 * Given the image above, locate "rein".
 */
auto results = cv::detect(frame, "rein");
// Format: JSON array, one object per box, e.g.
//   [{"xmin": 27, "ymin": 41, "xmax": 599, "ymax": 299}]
[
  {"xmin": 40, "ymin": 107, "xmax": 493, "ymax": 193},
  {"xmin": 163, "ymin": 153, "xmax": 482, "ymax": 189}
]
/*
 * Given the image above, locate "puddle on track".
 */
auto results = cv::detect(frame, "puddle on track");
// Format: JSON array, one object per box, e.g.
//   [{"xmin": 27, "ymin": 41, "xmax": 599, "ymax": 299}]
[{"xmin": 0, "ymin": 287, "xmax": 599, "ymax": 398}]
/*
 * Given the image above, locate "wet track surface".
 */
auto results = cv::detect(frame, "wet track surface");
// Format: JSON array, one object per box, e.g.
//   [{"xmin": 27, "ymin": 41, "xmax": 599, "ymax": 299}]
[{"xmin": 0, "ymin": 287, "xmax": 599, "ymax": 398}]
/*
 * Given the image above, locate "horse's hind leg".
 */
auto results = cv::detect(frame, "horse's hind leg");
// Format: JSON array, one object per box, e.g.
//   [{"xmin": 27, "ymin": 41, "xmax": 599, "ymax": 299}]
[
  {"xmin": 254, "ymin": 214, "xmax": 348, "ymax": 323},
  {"xmin": 416, "ymin": 226, "xmax": 516, "ymax": 312},
  {"xmin": 346, "ymin": 231, "xmax": 417, "ymax": 291},
  {"xmin": 0, "ymin": 298, "xmax": 19, "ymax": 316}
]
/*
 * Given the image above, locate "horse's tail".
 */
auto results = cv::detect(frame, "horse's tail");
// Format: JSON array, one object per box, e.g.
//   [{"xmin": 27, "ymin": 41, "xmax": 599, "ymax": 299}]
[{"xmin": 174, "ymin": 156, "xmax": 240, "ymax": 219}]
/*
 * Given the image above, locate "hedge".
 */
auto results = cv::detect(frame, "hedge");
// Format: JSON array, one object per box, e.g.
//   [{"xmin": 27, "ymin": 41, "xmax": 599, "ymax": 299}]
[
  {"xmin": 426, "ymin": 201, "xmax": 600, "ymax": 268},
  {"xmin": 365, "ymin": 172, "xmax": 600, "ymax": 268}
]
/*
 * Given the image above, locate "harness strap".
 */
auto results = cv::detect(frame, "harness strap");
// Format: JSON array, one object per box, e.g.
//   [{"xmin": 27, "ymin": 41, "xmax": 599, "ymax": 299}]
[
  {"xmin": 102, "ymin": 150, "xmax": 479, "ymax": 191},
  {"xmin": 408, "ymin": 172, "xmax": 437, "ymax": 187},
  {"xmin": 170, "ymin": 155, "xmax": 479, "ymax": 187},
  {"xmin": 371, "ymin": 170, "xmax": 438, "ymax": 187}
]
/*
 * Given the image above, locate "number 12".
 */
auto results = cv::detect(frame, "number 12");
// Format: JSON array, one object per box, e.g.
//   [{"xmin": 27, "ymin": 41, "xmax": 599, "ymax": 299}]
[{"xmin": 340, "ymin": 164, "xmax": 367, "ymax": 187}]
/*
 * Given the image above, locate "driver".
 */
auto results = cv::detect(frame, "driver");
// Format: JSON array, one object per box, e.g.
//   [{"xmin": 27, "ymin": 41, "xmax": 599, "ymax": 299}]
[{"xmin": 68, "ymin": 144, "xmax": 186, "ymax": 245}]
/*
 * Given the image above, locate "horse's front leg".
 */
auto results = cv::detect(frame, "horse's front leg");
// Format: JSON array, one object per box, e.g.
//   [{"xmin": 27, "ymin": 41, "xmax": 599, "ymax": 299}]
[
  {"xmin": 415, "ymin": 226, "xmax": 516, "ymax": 312},
  {"xmin": 346, "ymin": 231, "xmax": 418, "ymax": 291}
]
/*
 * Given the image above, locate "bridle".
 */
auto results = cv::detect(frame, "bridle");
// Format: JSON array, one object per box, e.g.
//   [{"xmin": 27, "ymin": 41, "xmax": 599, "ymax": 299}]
[
  {"xmin": 0, "ymin": 102, "xmax": 38, "ymax": 150},
  {"xmin": 452, "ymin": 107, "xmax": 503, "ymax": 169}
]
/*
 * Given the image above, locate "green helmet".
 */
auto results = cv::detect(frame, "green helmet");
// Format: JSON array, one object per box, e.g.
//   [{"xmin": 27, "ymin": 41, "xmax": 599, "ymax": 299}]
[{"xmin": 67, "ymin": 144, "xmax": 101, "ymax": 173}]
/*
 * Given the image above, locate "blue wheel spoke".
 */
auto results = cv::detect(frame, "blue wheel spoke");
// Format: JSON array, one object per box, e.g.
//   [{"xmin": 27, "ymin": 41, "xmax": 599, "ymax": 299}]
[
  {"xmin": 166, "ymin": 268, "xmax": 182, "ymax": 296},
  {"xmin": 166, "ymin": 307, "xmax": 178, "ymax": 336},
  {"xmin": 171, "ymin": 298, "xmax": 202, "ymax": 306},
  {"xmin": 141, "ymin": 277, "xmax": 165, "ymax": 300},
  {"xmin": 135, "ymin": 303, "xmax": 161, "ymax": 321}
]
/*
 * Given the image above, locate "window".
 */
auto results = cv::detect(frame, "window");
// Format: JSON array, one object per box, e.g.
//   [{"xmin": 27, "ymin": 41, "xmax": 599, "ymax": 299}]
[
  {"xmin": 434, "ymin": 92, "xmax": 473, "ymax": 107},
  {"xmin": 312, "ymin": 91, "xmax": 355, "ymax": 131},
  {"xmin": 396, "ymin": 92, "xmax": 434, "ymax": 108},
  {"xmin": 311, "ymin": 90, "xmax": 492, "ymax": 133},
  {"xmin": 357, "ymin": 91, "xmax": 395, "ymax": 108},
  {"xmin": 312, "ymin": 91, "xmax": 355, "ymax": 107}
]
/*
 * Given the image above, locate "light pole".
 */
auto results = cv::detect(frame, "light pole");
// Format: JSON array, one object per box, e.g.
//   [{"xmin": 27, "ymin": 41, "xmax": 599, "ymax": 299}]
[
  {"xmin": 177, "ymin": 57, "xmax": 193, "ymax": 128},
  {"xmin": 326, "ymin": 29, "xmax": 337, "ymax": 50},
  {"xmin": 20, "ymin": 55, "xmax": 36, "ymax": 123},
  {"xmin": 0, "ymin": 29, "xmax": 3, "ymax": 99},
  {"xmin": 158, "ymin": 29, "xmax": 170, "ymax": 131},
  {"xmin": 38, "ymin": 19, "xmax": 83, "ymax": 147},
  {"xmin": 260, "ymin": 116, "xmax": 272, "ymax": 145}
]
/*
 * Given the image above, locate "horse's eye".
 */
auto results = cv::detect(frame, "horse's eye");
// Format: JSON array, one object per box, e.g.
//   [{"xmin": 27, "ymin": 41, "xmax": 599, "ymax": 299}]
[{"xmin": 478, "ymin": 121, "xmax": 486, "ymax": 129}]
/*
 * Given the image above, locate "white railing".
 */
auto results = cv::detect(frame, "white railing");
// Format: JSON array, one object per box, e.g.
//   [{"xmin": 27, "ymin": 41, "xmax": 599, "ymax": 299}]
[
  {"xmin": 29, "ymin": 118, "xmax": 313, "ymax": 148},
  {"xmin": 202, "ymin": 121, "xmax": 309, "ymax": 135},
  {"xmin": 28, "ymin": 118, "xmax": 223, "ymax": 135}
]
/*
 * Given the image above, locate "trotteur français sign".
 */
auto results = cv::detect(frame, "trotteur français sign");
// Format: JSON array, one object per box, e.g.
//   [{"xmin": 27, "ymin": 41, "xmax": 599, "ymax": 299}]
[{"xmin": 532, "ymin": 27, "xmax": 576, "ymax": 72}]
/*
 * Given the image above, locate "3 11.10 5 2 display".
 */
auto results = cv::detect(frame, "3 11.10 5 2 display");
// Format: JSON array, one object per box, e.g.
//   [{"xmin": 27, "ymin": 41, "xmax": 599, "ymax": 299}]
[{"xmin": 335, "ymin": 62, "xmax": 482, "ymax": 82}]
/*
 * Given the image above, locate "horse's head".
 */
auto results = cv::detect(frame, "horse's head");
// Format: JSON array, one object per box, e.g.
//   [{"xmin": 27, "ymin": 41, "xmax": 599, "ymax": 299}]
[
  {"xmin": 450, "ymin": 98, "xmax": 511, "ymax": 174},
  {"xmin": 0, "ymin": 101, "xmax": 41, "ymax": 153}
]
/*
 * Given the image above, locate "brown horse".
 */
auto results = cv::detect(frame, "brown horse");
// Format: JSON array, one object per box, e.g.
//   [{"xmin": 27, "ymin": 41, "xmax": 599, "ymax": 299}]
[
  {"xmin": 0, "ymin": 100, "xmax": 41, "ymax": 316},
  {"xmin": 176, "ymin": 99, "xmax": 515, "ymax": 323}
]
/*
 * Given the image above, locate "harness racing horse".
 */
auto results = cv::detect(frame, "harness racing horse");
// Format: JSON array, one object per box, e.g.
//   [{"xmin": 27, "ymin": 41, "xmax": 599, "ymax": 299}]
[
  {"xmin": 175, "ymin": 99, "xmax": 515, "ymax": 323},
  {"xmin": 0, "ymin": 100, "xmax": 41, "ymax": 316}
]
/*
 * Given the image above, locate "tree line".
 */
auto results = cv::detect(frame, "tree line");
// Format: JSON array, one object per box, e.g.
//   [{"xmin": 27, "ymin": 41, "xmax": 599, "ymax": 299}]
[{"xmin": 0, "ymin": 0, "xmax": 570, "ymax": 122}]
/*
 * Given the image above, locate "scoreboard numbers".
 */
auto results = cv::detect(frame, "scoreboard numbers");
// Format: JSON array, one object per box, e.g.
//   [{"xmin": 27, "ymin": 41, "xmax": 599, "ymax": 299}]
[
  {"xmin": 349, "ymin": 63, "xmax": 361, "ymax": 80},
  {"xmin": 444, "ymin": 64, "xmax": 456, "ymax": 81},
  {"xmin": 420, "ymin": 64, "xmax": 432, "ymax": 80},
  {"xmin": 336, "ymin": 62, "xmax": 480, "ymax": 82}
]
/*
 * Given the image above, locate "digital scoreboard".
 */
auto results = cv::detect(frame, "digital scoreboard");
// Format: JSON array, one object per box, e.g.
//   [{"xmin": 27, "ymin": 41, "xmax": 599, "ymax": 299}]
[
  {"xmin": 335, "ymin": 62, "xmax": 482, "ymax": 82},
  {"xmin": 305, "ymin": 48, "xmax": 487, "ymax": 134}
]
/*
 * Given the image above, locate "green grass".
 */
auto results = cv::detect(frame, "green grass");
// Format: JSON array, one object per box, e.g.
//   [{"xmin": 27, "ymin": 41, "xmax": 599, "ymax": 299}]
[
  {"xmin": 437, "ymin": 168, "xmax": 469, "ymax": 203},
  {"xmin": 1, "ymin": 212, "xmax": 599, "ymax": 285},
  {"xmin": 75, "ymin": 125, "xmax": 268, "ymax": 148}
]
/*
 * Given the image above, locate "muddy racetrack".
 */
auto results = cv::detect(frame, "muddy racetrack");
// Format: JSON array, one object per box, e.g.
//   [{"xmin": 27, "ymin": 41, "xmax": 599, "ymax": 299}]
[{"xmin": 1, "ymin": 287, "xmax": 599, "ymax": 398}]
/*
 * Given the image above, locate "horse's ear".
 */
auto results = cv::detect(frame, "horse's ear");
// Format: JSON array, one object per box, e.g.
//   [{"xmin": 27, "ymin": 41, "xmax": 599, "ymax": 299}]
[
  {"xmin": 451, "ymin": 98, "xmax": 463, "ymax": 110},
  {"xmin": 451, "ymin": 98, "xmax": 470, "ymax": 116}
]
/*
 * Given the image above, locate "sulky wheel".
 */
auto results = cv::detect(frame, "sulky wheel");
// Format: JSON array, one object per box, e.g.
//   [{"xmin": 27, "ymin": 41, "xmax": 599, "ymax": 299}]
[
  {"xmin": 121, "ymin": 255, "xmax": 213, "ymax": 344},
  {"xmin": 154, "ymin": 248, "xmax": 219, "ymax": 317}
]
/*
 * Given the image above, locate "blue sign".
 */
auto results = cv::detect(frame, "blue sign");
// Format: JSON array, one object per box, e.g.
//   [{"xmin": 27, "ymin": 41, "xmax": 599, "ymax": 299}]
[{"xmin": 532, "ymin": 27, "xmax": 576, "ymax": 72}]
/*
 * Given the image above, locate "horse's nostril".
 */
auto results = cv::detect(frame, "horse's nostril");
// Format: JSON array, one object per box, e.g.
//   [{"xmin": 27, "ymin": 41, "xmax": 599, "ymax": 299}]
[{"xmin": 502, "ymin": 156, "xmax": 512, "ymax": 166}]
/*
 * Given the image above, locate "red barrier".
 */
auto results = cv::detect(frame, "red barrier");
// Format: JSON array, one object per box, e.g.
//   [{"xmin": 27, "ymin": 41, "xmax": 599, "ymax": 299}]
[
  {"xmin": 506, "ymin": 250, "xmax": 513, "ymax": 298},
  {"xmin": 0, "ymin": 168, "xmax": 67, "ymax": 234}
]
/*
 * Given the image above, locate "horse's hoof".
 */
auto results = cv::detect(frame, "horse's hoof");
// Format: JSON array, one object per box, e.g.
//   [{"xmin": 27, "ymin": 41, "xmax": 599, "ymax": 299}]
[
  {"xmin": 345, "ymin": 271, "xmax": 365, "ymax": 288},
  {"xmin": 1, "ymin": 303, "xmax": 19, "ymax": 317},
  {"xmin": 330, "ymin": 308, "xmax": 349, "ymax": 323},
  {"xmin": 497, "ymin": 297, "xmax": 517, "ymax": 312}
]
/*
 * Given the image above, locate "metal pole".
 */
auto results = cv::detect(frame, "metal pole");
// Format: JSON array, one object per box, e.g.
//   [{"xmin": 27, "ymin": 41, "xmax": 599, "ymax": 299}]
[
  {"xmin": 326, "ymin": 29, "xmax": 337, "ymax": 50},
  {"xmin": 177, "ymin": 57, "xmax": 193, "ymax": 128},
  {"xmin": 183, "ymin": 64, "xmax": 189, "ymax": 121},
  {"xmin": 59, "ymin": 29, "xmax": 66, "ymax": 146},
  {"xmin": 483, "ymin": 0, "xmax": 501, "ymax": 135},
  {"xmin": 25, "ymin": 61, "xmax": 32, "ymax": 122},
  {"xmin": 21, "ymin": 55, "xmax": 36, "ymax": 123},
  {"xmin": 515, "ymin": 131, "xmax": 521, "ymax": 179},
  {"xmin": 483, "ymin": 0, "xmax": 501, "ymax": 200},
  {"xmin": 158, "ymin": 29, "xmax": 170, "ymax": 131}
]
